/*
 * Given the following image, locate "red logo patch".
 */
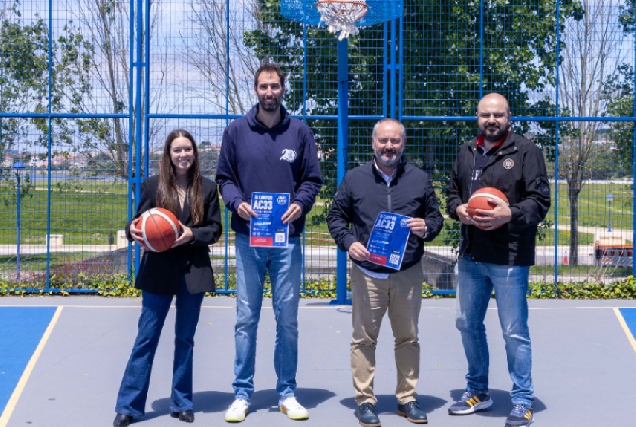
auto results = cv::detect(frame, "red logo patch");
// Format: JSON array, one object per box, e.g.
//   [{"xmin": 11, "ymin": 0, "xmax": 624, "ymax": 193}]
[{"xmin": 503, "ymin": 158, "xmax": 514, "ymax": 169}]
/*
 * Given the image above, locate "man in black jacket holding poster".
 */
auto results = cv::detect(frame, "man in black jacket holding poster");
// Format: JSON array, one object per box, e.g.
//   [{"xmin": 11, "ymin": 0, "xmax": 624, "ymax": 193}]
[{"xmin": 327, "ymin": 118, "xmax": 443, "ymax": 427}]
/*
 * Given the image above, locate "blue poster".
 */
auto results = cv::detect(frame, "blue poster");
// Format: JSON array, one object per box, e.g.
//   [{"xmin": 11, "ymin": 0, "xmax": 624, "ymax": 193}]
[
  {"xmin": 366, "ymin": 212, "xmax": 411, "ymax": 270},
  {"xmin": 249, "ymin": 192, "xmax": 290, "ymax": 248}
]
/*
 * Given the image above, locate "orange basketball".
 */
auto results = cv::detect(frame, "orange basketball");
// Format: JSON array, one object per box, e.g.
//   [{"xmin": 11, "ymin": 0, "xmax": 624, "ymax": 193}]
[
  {"xmin": 467, "ymin": 187, "xmax": 509, "ymax": 230},
  {"xmin": 139, "ymin": 207, "xmax": 180, "ymax": 252}
]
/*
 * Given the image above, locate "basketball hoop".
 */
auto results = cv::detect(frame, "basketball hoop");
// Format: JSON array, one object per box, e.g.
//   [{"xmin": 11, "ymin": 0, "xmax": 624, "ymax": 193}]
[
  {"xmin": 280, "ymin": 0, "xmax": 403, "ymax": 36},
  {"xmin": 316, "ymin": 0, "xmax": 369, "ymax": 40}
]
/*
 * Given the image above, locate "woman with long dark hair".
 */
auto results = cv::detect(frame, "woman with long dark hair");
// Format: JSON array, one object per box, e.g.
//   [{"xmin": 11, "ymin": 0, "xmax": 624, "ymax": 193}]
[{"xmin": 113, "ymin": 129, "xmax": 222, "ymax": 426}]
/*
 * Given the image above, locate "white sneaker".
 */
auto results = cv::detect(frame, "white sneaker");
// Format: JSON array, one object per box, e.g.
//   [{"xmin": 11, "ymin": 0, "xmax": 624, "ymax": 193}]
[
  {"xmin": 225, "ymin": 398, "xmax": 249, "ymax": 423},
  {"xmin": 279, "ymin": 396, "xmax": 309, "ymax": 420}
]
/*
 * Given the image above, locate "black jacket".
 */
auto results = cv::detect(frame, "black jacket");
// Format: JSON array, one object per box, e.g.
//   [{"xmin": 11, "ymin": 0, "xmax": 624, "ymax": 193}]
[
  {"xmin": 125, "ymin": 175, "xmax": 223, "ymax": 294},
  {"xmin": 446, "ymin": 132, "xmax": 551, "ymax": 266},
  {"xmin": 327, "ymin": 160, "xmax": 444, "ymax": 274}
]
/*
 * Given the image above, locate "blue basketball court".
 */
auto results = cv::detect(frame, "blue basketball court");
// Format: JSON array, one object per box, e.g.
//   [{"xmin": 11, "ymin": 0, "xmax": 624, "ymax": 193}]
[{"xmin": 1, "ymin": 298, "xmax": 636, "ymax": 427}]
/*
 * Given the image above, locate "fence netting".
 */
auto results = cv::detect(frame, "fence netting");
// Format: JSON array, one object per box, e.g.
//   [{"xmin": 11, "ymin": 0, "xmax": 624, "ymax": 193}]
[{"xmin": 1, "ymin": 0, "xmax": 634, "ymax": 292}]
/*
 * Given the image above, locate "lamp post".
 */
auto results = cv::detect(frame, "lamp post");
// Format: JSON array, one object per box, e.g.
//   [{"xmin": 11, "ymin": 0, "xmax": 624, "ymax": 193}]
[
  {"xmin": 13, "ymin": 161, "xmax": 25, "ymax": 281},
  {"xmin": 606, "ymin": 193, "xmax": 614, "ymax": 232}
]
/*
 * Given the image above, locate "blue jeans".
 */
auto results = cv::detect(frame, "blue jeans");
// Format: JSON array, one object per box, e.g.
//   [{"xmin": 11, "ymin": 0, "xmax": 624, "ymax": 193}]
[
  {"xmin": 455, "ymin": 255, "xmax": 534, "ymax": 406},
  {"xmin": 115, "ymin": 281, "xmax": 204, "ymax": 416},
  {"xmin": 232, "ymin": 234, "xmax": 302, "ymax": 401}
]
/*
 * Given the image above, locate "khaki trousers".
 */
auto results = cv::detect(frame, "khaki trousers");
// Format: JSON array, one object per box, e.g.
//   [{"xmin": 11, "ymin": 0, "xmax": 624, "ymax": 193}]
[{"xmin": 350, "ymin": 260, "xmax": 423, "ymax": 405}]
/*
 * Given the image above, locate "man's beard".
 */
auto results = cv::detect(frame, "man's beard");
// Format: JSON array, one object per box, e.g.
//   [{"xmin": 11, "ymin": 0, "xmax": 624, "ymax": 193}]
[
  {"xmin": 483, "ymin": 125, "xmax": 507, "ymax": 142},
  {"xmin": 259, "ymin": 96, "xmax": 280, "ymax": 112},
  {"xmin": 375, "ymin": 149, "xmax": 402, "ymax": 168}
]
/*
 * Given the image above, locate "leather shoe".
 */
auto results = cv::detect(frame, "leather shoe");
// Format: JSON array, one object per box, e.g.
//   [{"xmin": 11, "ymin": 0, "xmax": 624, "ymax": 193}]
[
  {"xmin": 170, "ymin": 410, "xmax": 194, "ymax": 423},
  {"xmin": 113, "ymin": 413, "xmax": 133, "ymax": 427},
  {"xmin": 397, "ymin": 401, "xmax": 428, "ymax": 424},
  {"xmin": 358, "ymin": 403, "xmax": 381, "ymax": 427}
]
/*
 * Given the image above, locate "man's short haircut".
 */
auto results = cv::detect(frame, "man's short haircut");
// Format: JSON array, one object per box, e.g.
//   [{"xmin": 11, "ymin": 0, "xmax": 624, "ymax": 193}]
[
  {"xmin": 372, "ymin": 118, "xmax": 406, "ymax": 141},
  {"xmin": 254, "ymin": 62, "xmax": 286, "ymax": 89},
  {"xmin": 477, "ymin": 92, "xmax": 511, "ymax": 115}
]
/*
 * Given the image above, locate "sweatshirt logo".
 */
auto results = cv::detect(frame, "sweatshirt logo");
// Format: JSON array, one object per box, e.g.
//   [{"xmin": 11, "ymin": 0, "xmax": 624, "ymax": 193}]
[
  {"xmin": 503, "ymin": 158, "xmax": 514, "ymax": 169},
  {"xmin": 280, "ymin": 149, "xmax": 297, "ymax": 162}
]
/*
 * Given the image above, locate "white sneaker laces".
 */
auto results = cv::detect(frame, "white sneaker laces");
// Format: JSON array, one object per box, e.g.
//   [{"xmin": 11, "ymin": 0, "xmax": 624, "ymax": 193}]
[
  {"xmin": 281, "ymin": 397, "xmax": 304, "ymax": 410},
  {"xmin": 229, "ymin": 399, "xmax": 248, "ymax": 411}
]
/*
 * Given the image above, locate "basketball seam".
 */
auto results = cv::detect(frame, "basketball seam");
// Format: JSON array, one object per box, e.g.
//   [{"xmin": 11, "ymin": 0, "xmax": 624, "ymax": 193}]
[
  {"xmin": 141, "ymin": 213, "xmax": 157, "ymax": 252},
  {"xmin": 468, "ymin": 193, "xmax": 508, "ymax": 206},
  {"xmin": 147, "ymin": 214, "xmax": 168, "ymax": 252},
  {"xmin": 141, "ymin": 209, "xmax": 179, "ymax": 252},
  {"xmin": 149, "ymin": 209, "xmax": 179, "ymax": 251},
  {"xmin": 152, "ymin": 209, "xmax": 180, "ymax": 239}
]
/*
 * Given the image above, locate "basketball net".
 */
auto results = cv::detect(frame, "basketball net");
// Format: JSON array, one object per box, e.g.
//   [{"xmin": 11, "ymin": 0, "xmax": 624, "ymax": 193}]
[{"xmin": 316, "ymin": 0, "xmax": 368, "ymax": 40}]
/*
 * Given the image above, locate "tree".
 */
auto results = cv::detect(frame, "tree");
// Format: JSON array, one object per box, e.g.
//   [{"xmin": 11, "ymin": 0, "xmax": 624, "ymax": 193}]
[
  {"xmin": 603, "ymin": 1, "xmax": 636, "ymax": 175},
  {"xmin": 240, "ymin": 0, "xmax": 583, "ymax": 226},
  {"xmin": 553, "ymin": 0, "xmax": 628, "ymax": 265},
  {"xmin": 0, "ymin": 0, "xmax": 48, "ymax": 163},
  {"xmin": 1, "ymin": 0, "xmax": 94, "ymax": 184},
  {"xmin": 183, "ymin": 0, "xmax": 261, "ymax": 115},
  {"xmin": 72, "ymin": 0, "xmax": 170, "ymax": 179},
  {"xmin": 603, "ymin": 64, "xmax": 633, "ymax": 174}
]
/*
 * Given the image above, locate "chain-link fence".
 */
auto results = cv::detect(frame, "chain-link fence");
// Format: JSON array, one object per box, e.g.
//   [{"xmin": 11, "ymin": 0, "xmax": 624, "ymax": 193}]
[{"xmin": 1, "ymin": 0, "xmax": 634, "ymax": 293}]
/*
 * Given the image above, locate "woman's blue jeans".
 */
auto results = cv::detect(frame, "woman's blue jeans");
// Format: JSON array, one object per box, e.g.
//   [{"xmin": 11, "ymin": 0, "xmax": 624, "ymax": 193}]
[
  {"xmin": 232, "ymin": 234, "xmax": 302, "ymax": 401},
  {"xmin": 115, "ymin": 281, "xmax": 204, "ymax": 416},
  {"xmin": 455, "ymin": 255, "xmax": 534, "ymax": 406}
]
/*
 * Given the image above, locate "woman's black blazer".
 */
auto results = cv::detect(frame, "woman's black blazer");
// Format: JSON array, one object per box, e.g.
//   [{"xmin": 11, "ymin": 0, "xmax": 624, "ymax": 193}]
[{"xmin": 125, "ymin": 175, "xmax": 222, "ymax": 294}]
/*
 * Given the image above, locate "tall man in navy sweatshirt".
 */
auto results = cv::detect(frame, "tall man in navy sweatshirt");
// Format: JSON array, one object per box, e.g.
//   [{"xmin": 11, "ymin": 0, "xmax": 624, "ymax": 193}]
[{"xmin": 216, "ymin": 63, "xmax": 322, "ymax": 423}]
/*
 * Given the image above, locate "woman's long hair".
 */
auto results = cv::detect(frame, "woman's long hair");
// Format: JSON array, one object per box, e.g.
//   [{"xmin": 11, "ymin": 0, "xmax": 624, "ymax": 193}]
[{"xmin": 156, "ymin": 129, "xmax": 204, "ymax": 225}]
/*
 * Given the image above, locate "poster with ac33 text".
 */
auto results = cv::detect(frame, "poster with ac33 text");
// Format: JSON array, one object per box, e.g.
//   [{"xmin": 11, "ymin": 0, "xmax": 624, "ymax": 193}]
[
  {"xmin": 249, "ymin": 192, "xmax": 290, "ymax": 248},
  {"xmin": 366, "ymin": 212, "xmax": 411, "ymax": 270}
]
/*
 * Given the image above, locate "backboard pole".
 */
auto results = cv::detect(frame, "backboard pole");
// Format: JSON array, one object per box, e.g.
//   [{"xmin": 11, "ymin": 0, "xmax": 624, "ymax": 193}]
[{"xmin": 332, "ymin": 38, "xmax": 352, "ymax": 305}]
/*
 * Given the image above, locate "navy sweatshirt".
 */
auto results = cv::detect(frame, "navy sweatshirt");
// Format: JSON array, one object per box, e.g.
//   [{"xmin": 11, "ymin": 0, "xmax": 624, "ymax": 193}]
[{"xmin": 216, "ymin": 104, "xmax": 323, "ymax": 236}]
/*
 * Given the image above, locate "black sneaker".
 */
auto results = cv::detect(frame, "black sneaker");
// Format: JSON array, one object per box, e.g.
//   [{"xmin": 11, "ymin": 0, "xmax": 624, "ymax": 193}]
[
  {"xmin": 505, "ymin": 403, "xmax": 533, "ymax": 427},
  {"xmin": 397, "ymin": 401, "xmax": 428, "ymax": 424},
  {"xmin": 358, "ymin": 403, "xmax": 381, "ymax": 427},
  {"xmin": 448, "ymin": 390, "xmax": 493, "ymax": 415}
]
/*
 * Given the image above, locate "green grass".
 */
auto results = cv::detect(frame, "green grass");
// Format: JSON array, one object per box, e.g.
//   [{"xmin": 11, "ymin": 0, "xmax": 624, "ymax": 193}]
[
  {"xmin": 1, "ymin": 179, "xmax": 632, "ymax": 247},
  {"xmin": 0, "ymin": 253, "xmax": 100, "ymax": 271},
  {"xmin": 550, "ymin": 182, "xmax": 633, "ymax": 229},
  {"xmin": 537, "ymin": 230, "xmax": 594, "ymax": 246},
  {"xmin": 1, "ymin": 180, "xmax": 128, "ymax": 245}
]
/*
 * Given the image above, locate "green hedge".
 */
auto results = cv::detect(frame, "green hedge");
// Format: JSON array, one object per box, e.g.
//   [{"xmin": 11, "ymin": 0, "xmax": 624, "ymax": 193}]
[{"xmin": 2, "ymin": 274, "xmax": 636, "ymax": 299}]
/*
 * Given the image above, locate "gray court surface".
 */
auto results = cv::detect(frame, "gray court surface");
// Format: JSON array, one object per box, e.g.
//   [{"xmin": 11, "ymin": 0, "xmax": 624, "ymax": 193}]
[{"xmin": 2, "ymin": 297, "xmax": 636, "ymax": 427}]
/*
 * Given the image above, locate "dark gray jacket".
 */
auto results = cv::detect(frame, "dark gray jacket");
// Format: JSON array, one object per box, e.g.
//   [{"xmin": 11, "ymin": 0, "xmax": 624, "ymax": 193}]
[
  {"xmin": 446, "ymin": 132, "xmax": 551, "ymax": 266},
  {"xmin": 327, "ymin": 160, "xmax": 444, "ymax": 274}
]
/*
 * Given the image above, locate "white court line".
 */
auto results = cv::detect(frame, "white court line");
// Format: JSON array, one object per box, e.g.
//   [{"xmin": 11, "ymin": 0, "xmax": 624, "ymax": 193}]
[
  {"xmin": 0, "ymin": 306, "xmax": 63, "ymax": 427},
  {"xmin": 613, "ymin": 307, "xmax": 636, "ymax": 354}
]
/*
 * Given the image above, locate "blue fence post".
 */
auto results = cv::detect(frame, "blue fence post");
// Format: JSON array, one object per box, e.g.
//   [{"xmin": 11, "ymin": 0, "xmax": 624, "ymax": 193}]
[
  {"xmin": 126, "ymin": 0, "xmax": 135, "ymax": 282},
  {"xmin": 633, "ymin": 0, "xmax": 636, "ymax": 275},
  {"xmin": 16, "ymin": 171, "xmax": 20, "ymax": 282},
  {"xmin": 223, "ymin": 0, "xmax": 231, "ymax": 293},
  {"xmin": 133, "ymin": 0, "xmax": 144, "ymax": 276},
  {"xmin": 479, "ymin": 0, "xmax": 484, "ymax": 98},
  {"xmin": 302, "ymin": 23, "xmax": 308, "ymax": 293},
  {"xmin": 553, "ymin": 0, "xmax": 561, "ymax": 282},
  {"xmin": 45, "ymin": 0, "xmax": 54, "ymax": 292},
  {"xmin": 390, "ymin": 19, "xmax": 397, "ymax": 118},
  {"xmin": 331, "ymin": 38, "xmax": 352, "ymax": 305},
  {"xmin": 13, "ymin": 162, "xmax": 25, "ymax": 281}
]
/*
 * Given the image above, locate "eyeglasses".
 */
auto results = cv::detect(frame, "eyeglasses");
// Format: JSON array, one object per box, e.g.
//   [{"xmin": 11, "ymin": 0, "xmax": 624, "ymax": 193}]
[
  {"xmin": 478, "ymin": 113, "xmax": 507, "ymax": 119},
  {"xmin": 375, "ymin": 138, "xmax": 403, "ymax": 145}
]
